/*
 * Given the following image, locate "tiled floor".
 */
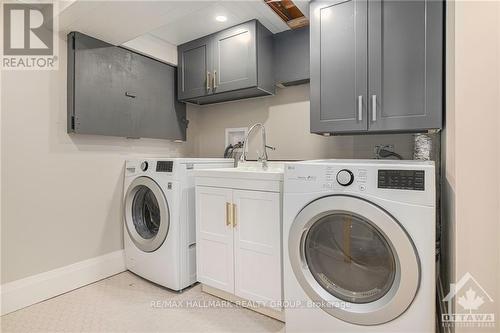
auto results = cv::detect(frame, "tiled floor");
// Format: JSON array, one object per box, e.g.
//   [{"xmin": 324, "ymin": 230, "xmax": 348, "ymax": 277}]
[{"xmin": 1, "ymin": 271, "xmax": 284, "ymax": 333}]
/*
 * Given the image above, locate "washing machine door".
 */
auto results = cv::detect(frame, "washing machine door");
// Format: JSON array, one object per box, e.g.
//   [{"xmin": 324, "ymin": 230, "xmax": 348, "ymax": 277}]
[
  {"xmin": 289, "ymin": 195, "xmax": 420, "ymax": 325},
  {"xmin": 124, "ymin": 177, "xmax": 169, "ymax": 252}
]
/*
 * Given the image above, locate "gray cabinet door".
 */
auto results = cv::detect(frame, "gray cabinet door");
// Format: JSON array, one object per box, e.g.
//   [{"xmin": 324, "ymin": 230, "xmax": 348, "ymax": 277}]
[
  {"xmin": 212, "ymin": 21, "xmax": 257, "ymax": 94},
  {"xmin": 310, "ymin": 0, "xmax": 368, "ymax": 134},
  {"xmin": 70, "ymin": 32, "xmax": 135, "ymax": 137},
  {"xmin": 178, "ymin": 36, "xmax": 213, "ymax": 100},
  {"xmin": 132, "ymin": 54, "xmax": 186, "ymax": 140},
  {"xmin": 368, "ymin": 0, "xmax": 443, "ymax": 131}
]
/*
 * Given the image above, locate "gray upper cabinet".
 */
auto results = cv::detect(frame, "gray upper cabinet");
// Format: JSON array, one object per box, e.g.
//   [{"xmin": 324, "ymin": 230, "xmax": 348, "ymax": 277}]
[
  {"xmin": 177, "ymin": 20, "xmax": 275, "ymax": 105},
  {"xmin": 68, "ymin": 32, "xmax": 187, "ymax": 140},
  {"xmin": 178, "ymin": 36, "xmax": 213, "ymax": 100},
  {"xmin": 310, "ymin": 0, "xmax": 367, "ymax": 133},
  {"xmin": 310, "ymin": 0, "xmax": 443, "ymax": 134}
]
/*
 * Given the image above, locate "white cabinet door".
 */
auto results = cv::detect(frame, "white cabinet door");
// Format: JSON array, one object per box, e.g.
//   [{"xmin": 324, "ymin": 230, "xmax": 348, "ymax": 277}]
[
  {"xmin": 196, "ymin": 186, "xmax": 234, "ymax": 293},
  {"xmin": 233, "ymin": 190, "xmax": 282, "ymax": 309}
]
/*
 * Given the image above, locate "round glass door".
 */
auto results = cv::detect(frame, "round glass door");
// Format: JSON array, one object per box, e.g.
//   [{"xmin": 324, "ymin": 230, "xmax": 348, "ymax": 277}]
[
  {"xmin": 289, "ymin": 195, "xmax": 420, "ymax": 325},
  {"xmin": 125, "ymin": 177, "xmax": 169, "ymax": 252},
  {"xmin": 132, "ymin": 185, "xmax": 161, "ymax": 239},
  {"xmin": 304, "ymin": 212, "xmax": 396, "ymax": 304}
]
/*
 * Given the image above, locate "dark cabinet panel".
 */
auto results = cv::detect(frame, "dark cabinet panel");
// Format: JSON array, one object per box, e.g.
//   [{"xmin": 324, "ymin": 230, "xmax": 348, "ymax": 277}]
[
  {"xmin": 178, "ymin": 37, "xmax": 212, "ymax": 100},
  {"xmin": 310, "ymin": 0, "xmax": 367, "ymax": 133},
  {"xmin": 273, "ymin": 26, "xmax": 310, "ymax": 86},
  {"xmin": 68, "ymin": 32, "xmax": 186, "ymax": 140},
  {"xmin": 368, "ymin": 0, "xmax": 443, "ymax": 131},
  {"xmin": 69, "ymin": 33, "xmax": 135, "ymax": 137},
  {"xmin": 256, "ymin": 20, "xmax": 275, "ymax": 95},
  {"xmin": 177, "ymin": 20, "xmax": 274, "ymax": 105},
  {"xmin": 132, "ymin": 54, "xmax": 186, "ymax": 140}
]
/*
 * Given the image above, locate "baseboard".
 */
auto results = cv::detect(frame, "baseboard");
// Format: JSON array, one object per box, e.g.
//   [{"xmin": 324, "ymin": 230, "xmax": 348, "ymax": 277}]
[
  {"xmin": 201, "ymin": 284, "xmax": 285, "ymax": 322},
  {"xmin": 0, "ymin": 250, "xmax": 126, "ymax": 316}
]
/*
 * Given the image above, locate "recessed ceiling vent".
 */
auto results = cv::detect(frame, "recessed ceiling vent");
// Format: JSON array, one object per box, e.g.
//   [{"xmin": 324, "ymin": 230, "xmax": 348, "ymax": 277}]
[{"xmin": 264, "ymin": 0, "xmax": 309, "ymax": 29}]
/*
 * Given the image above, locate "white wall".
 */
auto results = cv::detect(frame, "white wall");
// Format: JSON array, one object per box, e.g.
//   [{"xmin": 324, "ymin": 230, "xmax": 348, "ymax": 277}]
[
  {"xmin": 121, "ymin": 33, "xmax": 178, "ymax": 66},
  {"xmin": 187, "ymin": 84, "xmax": 416, "ymax": 160},
  {"xmin": 0, "ymin": 35, "xmax": 195, "ymax": 284},
  {"xmin": 443, "ymin": 2, "xmax": 500, "ymax": 331}
]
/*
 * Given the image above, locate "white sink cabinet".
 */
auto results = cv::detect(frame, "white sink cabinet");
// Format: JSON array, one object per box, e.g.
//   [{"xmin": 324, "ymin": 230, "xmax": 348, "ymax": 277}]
[{"xmin": 194, "ymin": 162, "xmax": 284, "ymax": 321}]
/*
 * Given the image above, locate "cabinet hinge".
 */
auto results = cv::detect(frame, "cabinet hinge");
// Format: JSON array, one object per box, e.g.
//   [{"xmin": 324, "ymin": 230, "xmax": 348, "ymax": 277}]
[{"xmin": 71, "ymin": 115, "xmax": 75, "ymax": 129}]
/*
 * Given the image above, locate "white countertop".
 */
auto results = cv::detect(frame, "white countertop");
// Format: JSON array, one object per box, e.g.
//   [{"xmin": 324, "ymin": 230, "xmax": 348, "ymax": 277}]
[{"xmin": 193, "ymin": 161, "xmax": 284, "ymax": 181}]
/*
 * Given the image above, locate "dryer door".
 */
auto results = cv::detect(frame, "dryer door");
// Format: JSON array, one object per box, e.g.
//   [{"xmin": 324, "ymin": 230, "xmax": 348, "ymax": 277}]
[
  {"xmin": 288, "ymin": 195, "xmax": 420, "ymax": 325},
  {"xmin": 124, "ymin": 177, "xmax": 170, "ymax": 252}
]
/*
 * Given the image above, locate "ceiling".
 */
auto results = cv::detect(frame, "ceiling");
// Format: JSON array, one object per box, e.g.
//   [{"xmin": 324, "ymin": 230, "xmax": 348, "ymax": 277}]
[{"xmin": 59, "ymin": 0, "xmax": 310, "ymax": 46}]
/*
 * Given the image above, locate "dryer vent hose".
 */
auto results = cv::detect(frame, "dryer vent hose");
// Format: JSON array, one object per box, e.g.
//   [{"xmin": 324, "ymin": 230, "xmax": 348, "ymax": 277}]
[{"xmin": 414, "ymin": 134, "xmax": 432, "ymax": 160}]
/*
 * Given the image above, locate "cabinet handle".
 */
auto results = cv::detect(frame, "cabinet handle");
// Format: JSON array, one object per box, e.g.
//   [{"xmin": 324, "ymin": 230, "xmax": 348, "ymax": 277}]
[
  {"xmin": 371, "ymin": 95, "xmax": 377, "ymax": 122},
  {"xmin": 213, "ymin": 70, "xmax": 217, "ymax": 89},
  {"xmin": 207, "ymin": 72, "xmax": 211, "ymax": 91},
  {"xmin": 232, "ymin": 203, "xmax": 237, "ymax": 227},
  {"xmin": 226, "ymin": 202, "xmax": 232, "ymax": 226},
  {"xmin": 357, "ymin": 95, "xmax": 363, "ymax": 121}
]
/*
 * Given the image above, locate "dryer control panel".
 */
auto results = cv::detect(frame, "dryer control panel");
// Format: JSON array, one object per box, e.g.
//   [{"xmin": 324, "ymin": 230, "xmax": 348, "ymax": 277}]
[
  {"xmin": 284, "ymin": 160, "xmax": 435, "ymax": 207},
  {"xmin": 378, "ymin": 170, "xmax": 425, "ymax": 191}
]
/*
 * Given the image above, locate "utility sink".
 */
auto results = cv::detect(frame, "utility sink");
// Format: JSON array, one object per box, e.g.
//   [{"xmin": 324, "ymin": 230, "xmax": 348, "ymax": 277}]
[{"xmin": 193, "ymin": 161, "xmax": 285, "ymax": 181}]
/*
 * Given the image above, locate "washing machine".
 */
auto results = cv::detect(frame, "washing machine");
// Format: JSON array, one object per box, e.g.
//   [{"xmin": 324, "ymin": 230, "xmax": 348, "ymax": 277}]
[
  {"xmin": 123, "ymin": 158, "xmax": 233, "ymax": 291},
  {"xmin": 283, "ymin": 160, "xmax": 435, "ymax": 332}
]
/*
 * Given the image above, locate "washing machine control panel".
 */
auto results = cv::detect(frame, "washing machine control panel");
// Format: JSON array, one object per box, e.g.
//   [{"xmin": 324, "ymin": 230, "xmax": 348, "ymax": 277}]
[
  {"xmin": 378, "ymin": 169, "xmax": 425, "ymax": 191},
  {"xmin": 156, "ymin": 161, "xmax": 173, "ymax": 172}
]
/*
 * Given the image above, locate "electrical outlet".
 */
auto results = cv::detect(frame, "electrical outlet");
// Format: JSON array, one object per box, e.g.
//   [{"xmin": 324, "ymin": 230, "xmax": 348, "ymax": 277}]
[{"xmin": 374, "ymin": 144, "xmax": 394, "ymax": 159}]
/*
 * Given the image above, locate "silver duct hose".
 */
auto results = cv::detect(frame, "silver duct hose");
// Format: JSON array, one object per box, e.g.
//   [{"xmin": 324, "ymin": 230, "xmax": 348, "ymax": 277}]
[{"xmin": 414, "ymin": 134, "xmax": 432, "ymax": 160}]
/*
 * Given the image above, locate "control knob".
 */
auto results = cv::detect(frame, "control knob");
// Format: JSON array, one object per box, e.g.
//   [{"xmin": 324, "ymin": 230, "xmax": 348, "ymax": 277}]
[
  {"xmin": 140, "ymin": 161, "xmax": 149, "ymax": 171},
  {"xmin": 336, "ymin": 169, "xmax": 354, "ymax": 186}
]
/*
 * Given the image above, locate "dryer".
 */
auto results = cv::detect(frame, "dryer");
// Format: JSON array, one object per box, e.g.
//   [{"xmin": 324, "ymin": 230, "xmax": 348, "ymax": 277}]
[
  {"xmin": 123, "ymin": 158, "xmax": 233, "ymax": 291},
  {"xmin": 283, "ymin": 160, "xmax": 435, "ymax": 332}
]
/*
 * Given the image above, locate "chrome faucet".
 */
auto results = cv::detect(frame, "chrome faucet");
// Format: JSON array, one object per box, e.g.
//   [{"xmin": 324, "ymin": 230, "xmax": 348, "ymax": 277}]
[{"xmin": 239, "ymin": 123, "xmax": 275, "ymax": 168}]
